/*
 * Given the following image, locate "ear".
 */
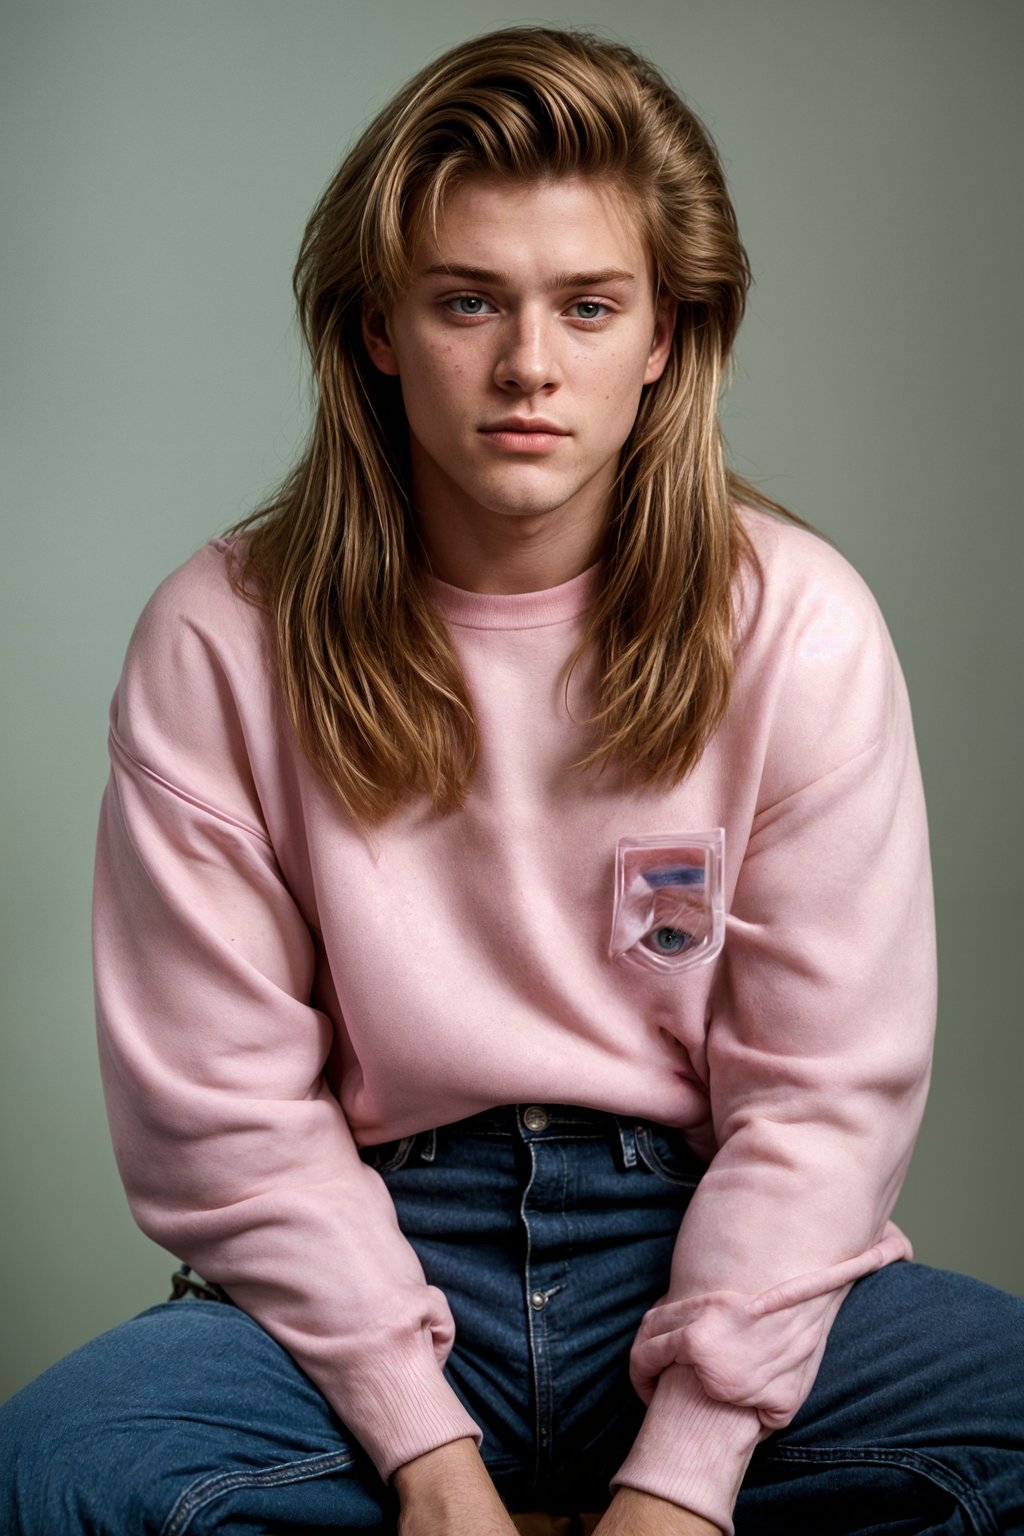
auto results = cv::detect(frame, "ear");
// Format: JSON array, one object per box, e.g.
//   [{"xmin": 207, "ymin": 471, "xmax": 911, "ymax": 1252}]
[
  {"xmin": 361, "ymin": 298, "xmax": 401, "ymax": 376},
  {"xmin": 643, "ymin": 295, "xmax": 678, "ymax": 386}
]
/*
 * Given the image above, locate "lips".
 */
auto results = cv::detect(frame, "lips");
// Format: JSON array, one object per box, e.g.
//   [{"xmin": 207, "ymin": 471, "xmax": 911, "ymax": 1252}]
[
  {"xmin": 480, "ymin": 418, "xmax": 569, "ymax": 435},
  {"xmin": 478, "ymin": 418, "xmax": 570, "ymax": 453}
]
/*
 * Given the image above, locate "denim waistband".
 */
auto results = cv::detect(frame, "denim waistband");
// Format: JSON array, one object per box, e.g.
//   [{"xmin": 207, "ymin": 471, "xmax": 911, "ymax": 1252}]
[
  {"xmin": 397, "ymin": 1103, "xmax": 665, "ymax": 1171},
  {"xmin": 454, "ymin": 1104, "xmax": 625, "ymax": 1134}
]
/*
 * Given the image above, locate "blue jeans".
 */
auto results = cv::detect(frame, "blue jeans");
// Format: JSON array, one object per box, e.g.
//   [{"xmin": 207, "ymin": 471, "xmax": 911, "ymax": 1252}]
[{"xmin": 2, "ymin": 1104, "xmax": 1022, "ymax": 1534}]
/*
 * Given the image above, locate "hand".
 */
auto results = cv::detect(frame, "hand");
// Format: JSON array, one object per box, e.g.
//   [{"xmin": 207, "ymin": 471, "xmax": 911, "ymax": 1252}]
[
  {"xmin": 591, "ymin": 1487, "xmax": 722, "ymax": 1536},
  {"xmin": 394, "ymin": 1437, "xmax": 519, "ymax": 1536}
]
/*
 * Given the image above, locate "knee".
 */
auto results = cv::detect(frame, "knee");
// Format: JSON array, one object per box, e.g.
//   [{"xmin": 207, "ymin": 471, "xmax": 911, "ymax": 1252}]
[
  {"xmin": 0, "ymin": 1361, "xmax": 135, "ymax": 1535},
  {"xmin": 0, "ymin": 1317, "xmax": 198, "ymax": 1536}
]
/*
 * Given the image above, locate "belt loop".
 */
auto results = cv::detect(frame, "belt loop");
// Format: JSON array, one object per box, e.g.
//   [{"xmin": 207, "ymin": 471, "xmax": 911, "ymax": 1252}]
[
  {"xmin": 418, "ymin": 1127, "xmax": 437, "ymax": 1163},
  {"xmin": 615, "ymin": 1117, "xmax": 638, "ymax": 1170}
]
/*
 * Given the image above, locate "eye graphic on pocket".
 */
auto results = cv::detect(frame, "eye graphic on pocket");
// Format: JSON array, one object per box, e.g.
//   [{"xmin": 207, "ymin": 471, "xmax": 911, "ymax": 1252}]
[{"xmin": 609, "ymin": 831, "xmax": 725, "ymax": 975}]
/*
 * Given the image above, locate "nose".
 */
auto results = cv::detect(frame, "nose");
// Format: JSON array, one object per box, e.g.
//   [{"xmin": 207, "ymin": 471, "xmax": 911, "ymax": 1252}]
[{"xmin": 493, "ymin": 311, "xmax": 560, "ymax": 395}]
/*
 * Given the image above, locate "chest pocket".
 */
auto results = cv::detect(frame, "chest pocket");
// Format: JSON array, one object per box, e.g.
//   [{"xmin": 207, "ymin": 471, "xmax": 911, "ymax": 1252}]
[{"xmin": 609, "ymin": 830, "xmax": 725, "ymax": 976}]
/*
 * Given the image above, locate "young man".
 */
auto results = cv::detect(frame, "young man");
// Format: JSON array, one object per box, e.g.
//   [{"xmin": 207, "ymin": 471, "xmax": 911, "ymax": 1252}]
[{"xmin": 2, "ymin": 26, "xmax": 1022, "ymax": 1536}]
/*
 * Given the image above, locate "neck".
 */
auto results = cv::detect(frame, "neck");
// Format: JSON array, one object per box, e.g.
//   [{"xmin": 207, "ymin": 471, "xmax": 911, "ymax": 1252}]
[{"xmin": 419, "ymin": 513, "xmax": 604, "ymax": 594}]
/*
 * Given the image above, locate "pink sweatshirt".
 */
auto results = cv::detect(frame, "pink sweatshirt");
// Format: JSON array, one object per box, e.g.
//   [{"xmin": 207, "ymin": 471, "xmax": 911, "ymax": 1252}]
[{"xmin": 93, "ymin": 506, "xmax": 935, "ymax": 1534}]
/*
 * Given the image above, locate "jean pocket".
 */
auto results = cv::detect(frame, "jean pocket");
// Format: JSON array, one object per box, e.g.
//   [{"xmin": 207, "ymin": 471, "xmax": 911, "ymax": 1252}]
[
  {"xmin": 634, "ymin": 1123, "xmax": 705, "ymax": 1188},
  {"xmin": 360, "ymin": 1135, "xmax": 417, "ymax": 1173}
]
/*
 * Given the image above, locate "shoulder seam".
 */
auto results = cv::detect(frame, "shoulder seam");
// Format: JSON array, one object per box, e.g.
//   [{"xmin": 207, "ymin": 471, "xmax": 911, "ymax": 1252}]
[
  {"xmin": 749, "ymin": 731, "xmax": 886, "ymax": 832},
  {"xmin": 108, "ymin": 729, "xmax": 274, "ymax": 848}
]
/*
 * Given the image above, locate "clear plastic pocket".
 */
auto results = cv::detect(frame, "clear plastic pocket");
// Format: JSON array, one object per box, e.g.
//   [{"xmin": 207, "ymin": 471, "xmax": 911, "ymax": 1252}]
[{"xmin": 609, "ymin": 830, "xmax": 725, "ymax": 975}]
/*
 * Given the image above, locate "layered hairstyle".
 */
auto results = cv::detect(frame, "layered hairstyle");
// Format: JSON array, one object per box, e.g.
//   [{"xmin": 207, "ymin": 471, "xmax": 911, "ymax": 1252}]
[{"xmin": 226, "ymin": 25, "xmax": 791, "ymax": 824}]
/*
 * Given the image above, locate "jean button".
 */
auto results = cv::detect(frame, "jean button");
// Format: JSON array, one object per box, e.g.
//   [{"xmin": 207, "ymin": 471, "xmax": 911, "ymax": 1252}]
[
  {"xmin": 523, "ymin": 1106, "xmax": 549, "ymax": 1131},
  {"xmin": 530, "ymin": 1289, "xmax": 548, "ymax": 1310}
]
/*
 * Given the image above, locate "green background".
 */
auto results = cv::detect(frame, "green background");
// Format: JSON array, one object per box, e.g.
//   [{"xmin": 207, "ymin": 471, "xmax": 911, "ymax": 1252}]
[{"xmin": 2, "ymin": 0, "xmax": 1021, "ymax": 1403}]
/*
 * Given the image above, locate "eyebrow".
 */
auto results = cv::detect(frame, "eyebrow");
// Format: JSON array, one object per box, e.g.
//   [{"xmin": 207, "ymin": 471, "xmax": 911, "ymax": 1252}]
[{"xmin": 419, "ymin": 263, "xmax": 637, "ymax": 289}]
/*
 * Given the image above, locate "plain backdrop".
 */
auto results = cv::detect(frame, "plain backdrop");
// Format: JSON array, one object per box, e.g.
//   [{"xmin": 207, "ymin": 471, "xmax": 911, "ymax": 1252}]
[{"xmin": 2, "ymin": 0, "xmax": 1022, "ymax": 1404}]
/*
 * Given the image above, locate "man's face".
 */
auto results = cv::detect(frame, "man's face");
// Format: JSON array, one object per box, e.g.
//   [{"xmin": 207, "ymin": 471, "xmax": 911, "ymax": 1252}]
[{"xmin": 363, "ymin": 175, "xmax": 675, "ymax": 578}]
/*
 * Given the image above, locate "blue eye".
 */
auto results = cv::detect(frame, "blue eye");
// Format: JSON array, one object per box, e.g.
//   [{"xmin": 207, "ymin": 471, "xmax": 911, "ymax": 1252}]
[
  {"xmin": 570, "ymin": 300, "xmax": 607, "ymax": 321},
  {"xmin": 449, "ymin": 295, "xmax": 491, "ymax": 315},
  {"xmin": 642, "ymin": 926, "xmax": 695, "ymax": 956}
]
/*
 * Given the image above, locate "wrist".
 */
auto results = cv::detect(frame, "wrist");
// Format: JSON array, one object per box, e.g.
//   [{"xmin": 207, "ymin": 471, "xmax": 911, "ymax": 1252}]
[
  {"xmin": 392, "ymin": 1436, "xmax": 485, "ymax": 1501},
  {"xmin": 608, "ymin": 1486, "xmax": 722, "ymax": 1535}
]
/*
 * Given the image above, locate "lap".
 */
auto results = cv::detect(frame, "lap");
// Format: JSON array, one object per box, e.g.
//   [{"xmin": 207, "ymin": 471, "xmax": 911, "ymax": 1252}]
[
  {"xmin": 4, "ymin": 1111, "xmax": 1023, "ymax": 1536},
  {"xmin": 5, "ymin": 1260, "xmax": 1020, "ymax": 1536}
]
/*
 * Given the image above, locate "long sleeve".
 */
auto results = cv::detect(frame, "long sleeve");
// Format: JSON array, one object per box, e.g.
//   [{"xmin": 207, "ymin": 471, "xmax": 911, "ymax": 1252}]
[
  {"xmin": 611, "ymin": 529, "xmax": 936, "ymax": 1532},
  {"xmin": 92, "ymin": 553, "xmax": 481, "ymax": 1480}
]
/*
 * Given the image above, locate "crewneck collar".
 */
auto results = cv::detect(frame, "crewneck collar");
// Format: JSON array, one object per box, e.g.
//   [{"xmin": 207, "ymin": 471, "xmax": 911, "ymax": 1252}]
[{"xmin": 424, "ymin": 563, "xmax": 599, "ymax": 630}]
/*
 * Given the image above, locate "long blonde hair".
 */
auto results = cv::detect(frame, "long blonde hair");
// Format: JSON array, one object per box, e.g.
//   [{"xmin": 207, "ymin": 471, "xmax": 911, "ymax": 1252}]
[{"xmin": 226, "ymin": 26, "xmax": 790, "ymax": 823}]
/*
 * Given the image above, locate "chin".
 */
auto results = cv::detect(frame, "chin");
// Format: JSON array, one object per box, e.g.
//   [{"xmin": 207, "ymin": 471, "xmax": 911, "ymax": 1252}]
[
  {"xmin": 490, "ymin": 500, "xmax": 581, "ymax": 523},
  {"xmin": 478, "ymin": 481, "xmax": 590, "ymax": 521}
]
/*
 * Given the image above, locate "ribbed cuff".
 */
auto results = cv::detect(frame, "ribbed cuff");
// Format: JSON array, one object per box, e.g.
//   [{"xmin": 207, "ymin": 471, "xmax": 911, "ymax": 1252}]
[
  {"xmin": 609, "ymin": 1364, "xmax": 762, "ymax": 1536},
  {"xmin": 333, "ymin": 1339, "xmax": 483, "ymax": 1482}
]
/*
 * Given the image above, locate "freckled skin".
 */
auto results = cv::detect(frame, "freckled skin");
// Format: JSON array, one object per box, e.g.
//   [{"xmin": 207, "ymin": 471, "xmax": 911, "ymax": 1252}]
[{"xmin": 362, "ymin": 176, "xmax": 676, "ymax": 594}]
